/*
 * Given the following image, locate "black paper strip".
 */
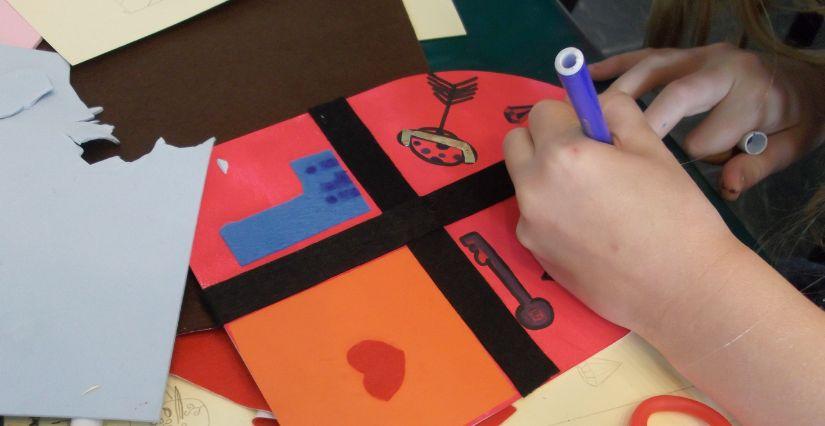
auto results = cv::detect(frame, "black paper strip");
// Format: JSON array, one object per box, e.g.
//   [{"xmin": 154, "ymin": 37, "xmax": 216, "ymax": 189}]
[
  {"xmin": 309, "ymin": 98, "xmax": 417, "ymax": 210},
  {"xmin": 203, "ymin": 164, "xmax": 514, "ymax": 323},
  {"xmin": 408, "ymin": 229, "xmax": 559, "ymax": 395}
]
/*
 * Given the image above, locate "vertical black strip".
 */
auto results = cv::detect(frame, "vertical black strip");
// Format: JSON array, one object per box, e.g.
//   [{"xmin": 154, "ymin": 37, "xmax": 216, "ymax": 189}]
[
  {"xmin": 310, "ymin": 98, "xmax": 417, "ymax": 210},
  {"xmin": 408, "ymin": 229, "xmax": 559, "ymax": 395},
  {"xmin": 301, "ymin": 97, "xmax": 555, "ymax": 395}
]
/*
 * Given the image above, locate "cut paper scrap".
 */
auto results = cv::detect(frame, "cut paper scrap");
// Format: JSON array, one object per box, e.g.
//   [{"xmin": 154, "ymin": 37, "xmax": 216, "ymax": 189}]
[
  {"xmin": 190, "ymin": 113, "xmax": 380, "ymax": 287},
  {"xmin": 0, "ymin": 45, "xmax": 212, "ymax": 421},
  {"xmin": 220, "ymin": 150, "xmax": 370, "ymax": 266},
  {"xmin": 446, "ymin": 197, "xmax": 627, "ymax": 373},
  {"xmin": 0, "ymin": 0, "xmax": 40, "ymax": 48},
  {"xmin": 170, "ymin": 329, "xmax": 271, "ymax": 412},
  {"xmin": 402, "ymin": 0, "xmax": 467, "ymax": 41},
  {"xmin": 7, "ymin": 0, "xmax": 227, "ymax": 64},
  {"xmin": 347, "ymin": 340, "xmax": 406, "ymax": 401},
  {"xmin": 503, "ymin": 333, "xmax": 737, "ymax": 426},
  {"xmin": 226, "ymin": 247, "xmax": 516, "ymax": 425},
  {"xmin": 3, "ymin": 376, "xmax": 273, "ymax": 426}
]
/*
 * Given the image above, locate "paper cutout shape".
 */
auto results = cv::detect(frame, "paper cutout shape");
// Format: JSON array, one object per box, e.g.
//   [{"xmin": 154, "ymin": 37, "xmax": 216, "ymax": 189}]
[
  {"xmin": 347, "ymin": 340, "xmax": 406, "ymax": 401},
  {"xmin": 350, "ymin": 71, "xmax": 565, "ymax": 196},
  {"xmin": 225, "ymin": 247, "xmax": 516, "ymax": 425},
  {"xmin": 503, "ymin": 105, "xmax": 532, "ymax": 124},
  {"xmin": 8, "ymin": 0, "xmax": 228, "ymax": 64},
  {"xmin": 220, "ymin": 150, "xmax": 370, "ymax": 266},
  {"xmin": 460, "ymin": 231, "xmax": 554, "ymax": 330},
  {"xmin": 504, "ymin": 333, "xmax": 734, "ymax": 426},
  {"xmin": 170, "ymin": 329, "xmax": 270, "ymax": 412},
  {"xmin": 0, "ymin": 0, "xmax": 40, "ymax": 48},
  {"xmin": 401, "ymin": 0, "xmax": 467, "ymax": 41},
  {"xmin": 446, "ymin": 198, "xmax": 627, "ymax": 372},
  {"xmin": 216, "ymin": 158, "xmax": 229, "ymax": 174},
  {"xmin": 190, "ymin": 114, "xmax": 380, "ymax": 287},
  {"xmin": 477, "ymin": 405, "xmax": 517, "ymax": 426},
  {"xmin": 0, "ymin": 45, "xmax": 212, "ymax": 421},
  {"xmin": 398, "ymin": 73, "xmax": 478, "ymax": 166}
]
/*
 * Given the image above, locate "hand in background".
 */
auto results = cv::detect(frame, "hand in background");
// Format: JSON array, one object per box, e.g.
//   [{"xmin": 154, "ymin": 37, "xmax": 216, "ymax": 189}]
[
  {"xmin": 503, "ymin": 91, "xmax": 744, "ymax": 335},
  {"xmin": 590, "ymin": 43, "xmax": 825, "ymax": 200}
]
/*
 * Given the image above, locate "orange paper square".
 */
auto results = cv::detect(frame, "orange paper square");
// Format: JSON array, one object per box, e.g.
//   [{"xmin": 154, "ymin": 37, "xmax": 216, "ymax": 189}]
[{"xmin": 227, "ymin": 247, "xmax": 516, "ymax": 425}]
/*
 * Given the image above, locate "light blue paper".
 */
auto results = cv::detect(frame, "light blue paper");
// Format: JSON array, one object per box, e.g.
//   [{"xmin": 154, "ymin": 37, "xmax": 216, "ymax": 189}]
[{"xmin": 0, "ymin": 45, "xmax": 213, "ymax": 422}]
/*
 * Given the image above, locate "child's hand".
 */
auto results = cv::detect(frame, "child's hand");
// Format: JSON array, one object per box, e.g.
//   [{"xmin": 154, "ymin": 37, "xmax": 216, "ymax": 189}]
[
  {"xmin": 504, "ymin": 91, "xmax": 747, "ymax": 335},
  {"xmin": 590, "ymin": 43, "xmax": 824, "ymax": 200}
]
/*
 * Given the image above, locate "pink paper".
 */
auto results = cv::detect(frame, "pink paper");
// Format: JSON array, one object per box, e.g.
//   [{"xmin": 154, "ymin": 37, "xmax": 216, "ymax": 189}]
[{"xmin": 0, "ymin": 0, "xmax": 41, "ymax": 48}]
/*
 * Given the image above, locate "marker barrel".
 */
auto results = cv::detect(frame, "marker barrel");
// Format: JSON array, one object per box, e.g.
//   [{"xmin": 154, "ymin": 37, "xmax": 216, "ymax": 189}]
[{"xmin": 555, "ymin": 47, "xmax": 611, "ymax": 143}]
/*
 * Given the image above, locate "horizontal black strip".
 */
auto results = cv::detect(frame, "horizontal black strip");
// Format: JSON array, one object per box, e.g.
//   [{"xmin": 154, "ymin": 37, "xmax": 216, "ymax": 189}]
[
  {"xmin": 408, "ymin": 229, "xmax": 558, "ymax": 396},
  {"xmin": 204, "ymin": 162, "xmax": 514, "ymax": 324},
  {"xmin": 309, "ymin": 98, "xmax": 417, "ymax": 210}
]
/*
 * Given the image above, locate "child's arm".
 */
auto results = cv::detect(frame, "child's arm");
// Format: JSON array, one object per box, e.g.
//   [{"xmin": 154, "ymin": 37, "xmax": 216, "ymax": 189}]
[
  {"xmin": 650, "ymin": 237, "xmax": 825, "ymax": 426},
  {"xmin": 504, "ymin": 91, "xmax": 825, "ymax": 425}
]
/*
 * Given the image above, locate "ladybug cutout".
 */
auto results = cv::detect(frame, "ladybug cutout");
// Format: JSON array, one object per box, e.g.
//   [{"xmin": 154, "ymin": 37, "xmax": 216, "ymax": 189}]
[
  {"xmin": 398, "ymin": 73, "xmax": 479, "ymax": 166},
  {"xmin": 503, "ymin": 105, "xmax": 533, "ymax": 124},
  {"xmin": 397, "ymin": 127, "xmax": 477, "ymax": 166}
]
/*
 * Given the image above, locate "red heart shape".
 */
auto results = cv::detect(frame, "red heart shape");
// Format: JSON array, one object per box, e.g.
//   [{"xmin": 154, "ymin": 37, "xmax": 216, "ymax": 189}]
[{"xmin": 347, "ymin": 340, "xmax": 406, "ymax": 401}]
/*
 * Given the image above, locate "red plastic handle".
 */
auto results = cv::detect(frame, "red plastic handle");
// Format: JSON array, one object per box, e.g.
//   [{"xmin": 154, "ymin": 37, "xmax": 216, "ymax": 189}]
[{"xmin": 630, "ymin": 395, "xmax": 732, "ymax": 426}]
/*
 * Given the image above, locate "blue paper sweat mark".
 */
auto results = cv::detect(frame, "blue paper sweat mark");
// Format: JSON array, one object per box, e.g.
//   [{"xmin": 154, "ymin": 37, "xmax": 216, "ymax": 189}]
[{"xmin": 220, "ymin": 150, "xmax": 370, "ymax": 266}]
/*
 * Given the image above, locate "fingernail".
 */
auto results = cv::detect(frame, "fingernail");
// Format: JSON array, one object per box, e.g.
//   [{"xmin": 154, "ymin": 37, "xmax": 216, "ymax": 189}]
[{"xmin": 719, "ymin": 180, "xmax": 741, "ymax": 201}]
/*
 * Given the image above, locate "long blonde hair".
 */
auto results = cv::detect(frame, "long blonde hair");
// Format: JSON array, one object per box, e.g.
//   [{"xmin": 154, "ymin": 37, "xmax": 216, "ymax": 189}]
[
  {"xmin": 646, "ymin": 0, "xmax": 825, "ymax": 257},
  {"xmin": 647, "ymin": 0, "xmax": 825, "ymax": 64}
]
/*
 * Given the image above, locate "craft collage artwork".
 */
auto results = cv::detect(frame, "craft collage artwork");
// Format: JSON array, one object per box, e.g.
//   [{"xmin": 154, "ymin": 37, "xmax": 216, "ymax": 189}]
[
  {"xmin": 0, "ymin": 0, "xmax": 732, "ymax": 424},
  {"xmin": 189, "ymin": 70, "xmax": 628, "ymax": 424}
]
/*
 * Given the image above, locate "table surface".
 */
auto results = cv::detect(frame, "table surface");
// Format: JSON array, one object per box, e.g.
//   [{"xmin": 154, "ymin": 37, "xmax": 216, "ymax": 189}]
[{"xmin": 422, "ymin": 0, "xmax": 758, "ymax": 250}]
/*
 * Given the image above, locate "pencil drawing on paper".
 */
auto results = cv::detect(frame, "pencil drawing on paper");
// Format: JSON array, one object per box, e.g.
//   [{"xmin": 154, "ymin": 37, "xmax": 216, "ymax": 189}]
[
  {"xmin": 115, "ymin": 0, "xmax": 167, "ymax": 14},
  {"xmin": 161, "ymin": 385, "xmax": 211, "ymax": 425},
  {"xmin": 576, "ymin": 358, "xmax": 622, "ymax": 387},
  {"xmin": 397, "ymin": 73, "xmax": 479, "ymax": 166}
]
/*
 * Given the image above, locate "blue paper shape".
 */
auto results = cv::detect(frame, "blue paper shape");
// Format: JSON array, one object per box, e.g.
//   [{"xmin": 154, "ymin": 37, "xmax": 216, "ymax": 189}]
[{"xmin": 220, "ymin": 150, "xmax": 370, "ymax": 266}]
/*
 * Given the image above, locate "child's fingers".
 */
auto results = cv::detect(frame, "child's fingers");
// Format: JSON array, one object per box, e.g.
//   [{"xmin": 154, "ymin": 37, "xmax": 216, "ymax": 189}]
[
  {"xmin": 588, "ymin": 49, "xmax": 655, "ymax": 81},
  {"xmin": 600, "ymin": 91, "xmax": 671, "ymax": 160},
  {"xmin": 681, "ymin": 88, "xmax": 779, "ymax": 160},
  {"xmin": 608, "ymin": 49, "xmax": 701, "ymax": 99},
  {"xmin": 526, "ymin": 99, "xmax": 579, "ymax": 151},
  {"xmin": 719, "ymin": 126, "xmax": 805, "ymax": 200},
  {"xmin": 643, "ymin": 68, "xmax": 734, "ymax": 138},
  {"xmin": 503, "ymin": 127, "xmax": 535, "ymax": 173}
]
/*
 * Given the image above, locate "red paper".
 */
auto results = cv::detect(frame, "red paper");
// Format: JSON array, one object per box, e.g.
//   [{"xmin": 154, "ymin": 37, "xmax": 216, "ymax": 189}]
[
  {"xmin": 170, "ymin": 329, "xmax": 270, "ymax": 412},
  {"xmin": 190, "ymin": 71, "xmax": 629, "ymax": 424},
  {"xmin": 445, "ymin": 198, "xmax": 627, "ymax": 372},
  {"xmin": 190, "ymin": 113, "xmax": 381, "ymax": 287},
  {"xmin": 349, "ymin": 71, "xmax": 563, "ymax": 195}
]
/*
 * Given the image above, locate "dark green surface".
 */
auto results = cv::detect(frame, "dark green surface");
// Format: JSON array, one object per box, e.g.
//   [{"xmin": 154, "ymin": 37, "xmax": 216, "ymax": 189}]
[
  {"xmin": 423, "ymin": 0, "xmax": 596, "ymax": 85},
  {"xmin": 422, "ymin": 0, "xmax": 758, "ymax": 250}
]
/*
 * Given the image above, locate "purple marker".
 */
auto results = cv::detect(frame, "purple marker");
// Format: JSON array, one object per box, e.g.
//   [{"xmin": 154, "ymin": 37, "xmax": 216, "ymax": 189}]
[{"xmin": 554, "ymin": 47, "xmax": 612, "ymax": 144}]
